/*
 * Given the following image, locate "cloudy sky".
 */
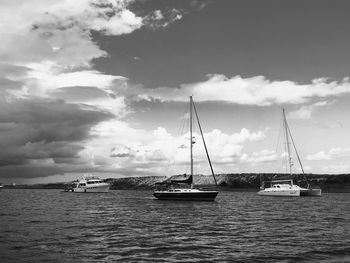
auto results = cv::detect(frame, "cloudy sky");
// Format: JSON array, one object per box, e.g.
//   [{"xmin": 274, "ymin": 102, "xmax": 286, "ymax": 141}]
[{"xmin": 1, "ymin": 0, "xmax": 350, "ymax": 184}]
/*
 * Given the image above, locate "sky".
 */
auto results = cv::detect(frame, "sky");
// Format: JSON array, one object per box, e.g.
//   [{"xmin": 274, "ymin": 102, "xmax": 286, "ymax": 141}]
[{"xmin": 1, "ymin": 0, "xmax": 350, "ymax": 184}]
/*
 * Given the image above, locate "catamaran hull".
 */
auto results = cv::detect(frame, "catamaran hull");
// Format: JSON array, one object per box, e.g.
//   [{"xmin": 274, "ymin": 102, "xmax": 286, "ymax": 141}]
[
  {"xmin": 257, "ymin": 189, "xmax": 300, "ymax": 196},
  {"xmin": 153, "ymin": 191, "xmax": 218, "ymax": 201},
  {"xmin": 258, "ymin": 188, "xmax": 322, "ymax": 197},
  {"xmin": 71, "ymin": 184, "xmax": 110, "ymax": 193},
  {"xmin": 300, "ymin": 188, "xmax": 322, "ymax": 196}
]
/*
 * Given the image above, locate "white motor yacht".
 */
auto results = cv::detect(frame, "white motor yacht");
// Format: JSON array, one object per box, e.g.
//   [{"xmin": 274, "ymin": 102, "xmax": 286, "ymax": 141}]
[{"xmin": 68, "ymin": 175, "xmax": 110, "ymax": 193}]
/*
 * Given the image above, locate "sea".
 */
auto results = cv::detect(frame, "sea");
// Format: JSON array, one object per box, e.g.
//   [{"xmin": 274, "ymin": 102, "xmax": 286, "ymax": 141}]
[{"xmin": 0, "ymin": 189, "xmax": 349, "ymax": 263}]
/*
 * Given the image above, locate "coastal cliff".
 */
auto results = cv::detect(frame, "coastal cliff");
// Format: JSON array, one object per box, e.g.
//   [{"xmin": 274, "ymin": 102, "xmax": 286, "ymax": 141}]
[{"xmin": 107, "ymin": 173, "xmax": 350, "ymax": 192}]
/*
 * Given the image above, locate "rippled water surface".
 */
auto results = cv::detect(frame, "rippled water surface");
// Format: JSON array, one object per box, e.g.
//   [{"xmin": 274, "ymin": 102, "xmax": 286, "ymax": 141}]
[{"xmin": 1, "ymin": 189, "xmax": 350, "ymax": 262}]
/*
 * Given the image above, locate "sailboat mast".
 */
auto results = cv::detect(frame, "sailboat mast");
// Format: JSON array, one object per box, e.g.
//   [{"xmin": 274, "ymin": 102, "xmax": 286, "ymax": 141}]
[
  {"xmin": 190, "ymin": 96, "xmax": 193, "ymax": 177},
  {"xmin": 283, "ymin": 109, "xmax": 293, "ymax": 175}
]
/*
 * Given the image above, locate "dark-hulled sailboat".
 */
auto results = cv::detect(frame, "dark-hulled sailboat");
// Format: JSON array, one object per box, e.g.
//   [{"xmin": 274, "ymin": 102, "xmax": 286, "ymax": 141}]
[{"xmin": 153, "ymin": 96, "xmax": 218, "ymax": 201}]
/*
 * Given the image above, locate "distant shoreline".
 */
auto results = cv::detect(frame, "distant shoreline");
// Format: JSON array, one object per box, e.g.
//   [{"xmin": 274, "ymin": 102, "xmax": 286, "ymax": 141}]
[
  {"xmin": 3, "ymin": 173, "xmax": 350, "ymax": 193},
  {"xmin": 2, "ymin": 187, "xmax": 350, "ymax": 193}
]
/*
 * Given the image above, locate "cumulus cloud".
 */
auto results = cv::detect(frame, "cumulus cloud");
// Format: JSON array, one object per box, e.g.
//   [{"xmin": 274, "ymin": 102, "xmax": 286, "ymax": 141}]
[
  {"xmin": 240, "ymin": 149, "xmax": 277, "ymax": 164},
  {"xmin": 0, "ymin": 0, "xmax": 140, "ymax": 110},
  {"xmin": 81, "ymin": 122, "xmax": 268, "ymax": 176},
  {"xmin": 0, "ymin": 0, "xmax": 184, "ymax": 101},
  {"xmin": 306, "ymin": 151, "xmax": 331, "ymax": 161},
  {"xmin": 306, "ymin": 147, "xmax": 350, "ymax": 161},
  {"xmin": 323, "ymin": 164, "xmax": 349, "ymax": 173},
  {"xmin": 0, "ymin": 0, "xmax": 185, "ymax": 66},
  {"xmin": 132, "ymin": 74, "xmax": 350, "ymax": 105},
  {"xmin": 92, "ymin": 9, "xmax": 143, "ymax": 35},
  {"xmin": 288, "ymin": 101, "xmax": 332, "ymax": 119},
  {"xmin": 144, "ymin": 8, "xmax": 184, "ymax": 29},
  {"xmin": 0, "ymin": 0, "xmax": 143, "ymax": 103}
]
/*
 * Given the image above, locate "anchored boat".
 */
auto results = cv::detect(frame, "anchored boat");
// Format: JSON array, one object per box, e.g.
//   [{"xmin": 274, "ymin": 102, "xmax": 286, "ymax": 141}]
[
  {"xmin": 258, "ymin": 109, "xmax": 321, "ymax": 197},
  {"xmin": 153, "ymin": 96, "xmax": 218, "ymax": 201},
  {"xmin": 154, "ymin": 174, "xmax": 218, "ymax": 201},
  {"xmin": 65, "ymin": 174, "xmax": 110, "ymax": 193}
]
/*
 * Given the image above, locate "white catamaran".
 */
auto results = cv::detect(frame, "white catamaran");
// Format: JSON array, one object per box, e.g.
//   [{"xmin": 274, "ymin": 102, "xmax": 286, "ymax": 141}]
[
  {"xmin": 153, "ymin": 96, "xmax": 218, "ymax": 201},
  {"xmin": 258, "ymin": 109, "xmax": 321, "ymax": 197}
]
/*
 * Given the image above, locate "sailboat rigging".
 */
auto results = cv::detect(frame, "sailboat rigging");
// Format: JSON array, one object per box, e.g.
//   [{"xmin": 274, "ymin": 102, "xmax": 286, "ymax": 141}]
[
  {"xmin": 153, "ymin": 96, "xmax": 218, "ymax": 201},
  {"xmin": 258, "ymin": 109, "xmax": 322, "ymax": 196}
]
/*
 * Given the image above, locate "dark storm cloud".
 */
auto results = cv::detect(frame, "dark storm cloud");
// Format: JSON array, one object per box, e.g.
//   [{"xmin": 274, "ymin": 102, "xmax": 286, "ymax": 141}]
[
  {"xmin": 0, "ymin": 165, "xmax": 64, "ymax": 179},
  {"xmin": 0, "ymin": 63, "xmax": 29, "ymax": 77},
  {"xmin": 0, "ymin": 141, "xmax": 83, "ymax": 165},
  {"xmin": 0, "ymin": 78, "xmax": 22, "ymax": 90},
  {"xmin": 0, "ymin": 64, "xmax": 30, "ymax": 92},
  {"xmin": 0, "ymin": 98, "xmax": 113, "ymax": 140},
  {"xmin": 0, "ymin": 97, "xmax": 114, "ymax": 179}
]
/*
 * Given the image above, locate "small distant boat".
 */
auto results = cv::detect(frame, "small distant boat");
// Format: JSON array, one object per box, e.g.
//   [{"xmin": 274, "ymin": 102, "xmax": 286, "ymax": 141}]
[
  {"xmin": 65, "ymin": 174, "xmax": 110, "ymax": 193},
  {"xmin": 0, "ymin": 183, "xmax": 3, "ymax": 189},
  {"xmin": 258, "ymin": 109, "xmax": 321, "ymax": 197},
  {"xmin": 153, "ymin": 96, "xmax": 218, "ymax": 201}
]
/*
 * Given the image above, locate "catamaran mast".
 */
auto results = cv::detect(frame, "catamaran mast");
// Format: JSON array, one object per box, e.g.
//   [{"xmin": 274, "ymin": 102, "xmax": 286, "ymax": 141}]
[
  {"xmin": 283, "ymin": 108, "xmax": 293, "ymax": 175},
  {"xmin": 190, "ymin": 96, "xmax": 194, "ymax": 178},
  {"xmin": 284, "ymin": 113, "xmax": 310, "ymax": 187}
]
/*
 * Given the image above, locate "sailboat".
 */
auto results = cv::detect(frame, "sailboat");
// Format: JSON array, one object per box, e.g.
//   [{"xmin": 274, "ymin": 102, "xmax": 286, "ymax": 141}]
[
  {"xmin": 258, "ymin": 109, "xmax": 322, "ymax": 197},
  {"xmin": 153, "ymin": 96, "xmax": 219, "ymax": 201}
]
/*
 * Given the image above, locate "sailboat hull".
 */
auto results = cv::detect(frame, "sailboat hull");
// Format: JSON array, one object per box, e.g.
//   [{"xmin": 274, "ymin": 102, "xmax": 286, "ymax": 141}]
[{"xmin": 153, "ymin": 190, "xmax": 218, "ymax": 201}]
